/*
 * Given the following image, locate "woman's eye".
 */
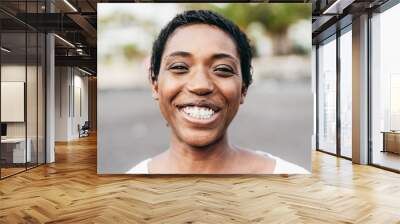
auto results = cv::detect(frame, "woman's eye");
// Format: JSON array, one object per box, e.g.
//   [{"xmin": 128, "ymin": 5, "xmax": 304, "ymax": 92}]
[
  {"xmin": 169, "ymin": 64, "xmax": 189, "ymax": 73},
  {"xmin": 214, "ymin": 65, "xmax": 235, "ymax": 76}
]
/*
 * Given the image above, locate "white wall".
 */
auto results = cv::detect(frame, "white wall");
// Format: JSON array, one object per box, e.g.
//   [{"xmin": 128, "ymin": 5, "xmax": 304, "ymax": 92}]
[
  {"xmin": 55, "ymin": 67, "xmax": 89, "ymax": 141},
  {"xmin": 1, "ymin": 65, "xmax": 38, "ymax": 138},
  {"xmin": 1, "ymin": 63, "xmax": 46, "ymax": 164},
  {"xmin": 55, "ymin": 66, "xmax": 70, "ymax": 141},
  {"xmin": 1, "ymin": 65, "xmax": 26, "ymax": 132},
  {"xmin": 71, "ymin": 73, "xmax": 89, "ymax": 138}
]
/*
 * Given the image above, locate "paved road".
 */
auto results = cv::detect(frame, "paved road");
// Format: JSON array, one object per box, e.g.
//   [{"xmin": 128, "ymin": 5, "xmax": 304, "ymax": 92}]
[{"xmin": 98, "ymin": 80, "xmax": 313, "ymax": 173}]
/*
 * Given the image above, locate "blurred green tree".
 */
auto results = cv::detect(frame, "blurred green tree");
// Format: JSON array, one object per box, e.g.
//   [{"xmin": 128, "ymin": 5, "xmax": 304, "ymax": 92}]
[
  {"xmin": 122, "ymin": 43, "xmax": 143, "ymax": 60},
  {"xmin": 247, "ymin": 4, "xmax": 310, "ymax": 55},
  {"xmin": 186, "ymin": 3, "xmax": 311, "ymax": 55}
]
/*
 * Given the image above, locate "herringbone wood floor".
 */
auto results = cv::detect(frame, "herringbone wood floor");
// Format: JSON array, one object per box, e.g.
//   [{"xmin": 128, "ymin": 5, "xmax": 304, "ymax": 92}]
[{"xmin": 1, "ymin": 134, "xmax": 400, "ymax": 224}]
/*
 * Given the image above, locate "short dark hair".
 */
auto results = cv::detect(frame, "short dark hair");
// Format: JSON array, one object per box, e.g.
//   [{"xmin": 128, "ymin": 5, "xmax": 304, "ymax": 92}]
[{"xmin": 150, "ymin": 10, "xmax": 253, "ymax": 89}]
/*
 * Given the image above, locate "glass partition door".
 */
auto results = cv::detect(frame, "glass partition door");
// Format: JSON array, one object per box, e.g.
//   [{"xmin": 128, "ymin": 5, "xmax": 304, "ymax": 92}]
[
  {"xmin": 371, "ymin": 4, "xmax": 400, "ymax": 171},
  {"xmin": 317, "ymin": 36, "xmax": 337, "ymax": 154},
  {"xmin": 0, "ymin": 1, "xmax": 46, "ymax": 179},
  {"xmin": 339, "ymin": 28, "xmax": 352, "ymax": 158},
  {"xmin": 1, "ymin": 31, "xmax": 28, "ymax": 178}
]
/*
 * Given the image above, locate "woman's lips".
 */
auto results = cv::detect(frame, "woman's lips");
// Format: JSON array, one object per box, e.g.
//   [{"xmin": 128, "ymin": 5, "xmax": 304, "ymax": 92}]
[
  {"xmin": 176, "ymin": 101, "xmax": 222, "ymax": 112},
  {"xmin": 177, "ymin": 105, "xmax": 220, "ymax": 126}
]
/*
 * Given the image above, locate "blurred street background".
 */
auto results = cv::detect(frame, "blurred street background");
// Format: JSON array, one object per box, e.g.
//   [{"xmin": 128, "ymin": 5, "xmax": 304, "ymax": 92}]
[{"xmin": 97, "ymin": 3, "xmax": 313, "ymax": 173}]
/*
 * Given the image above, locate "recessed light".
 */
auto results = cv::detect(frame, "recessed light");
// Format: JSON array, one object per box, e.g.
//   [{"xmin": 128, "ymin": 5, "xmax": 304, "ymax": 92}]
[
  {"xmin": 1, "ymin": 47, "xmax": 11, "ymax": 53},
  {"xmin": 63, "ymin": 0, "xmax": 78, "ymax": 12},
  {"xmin": 78, "ymin": 67, "xmax": 93, "ymax": 76},
  {"xmin": 54, "ymin": 34, "xmax": 75, "ymax": 48}
]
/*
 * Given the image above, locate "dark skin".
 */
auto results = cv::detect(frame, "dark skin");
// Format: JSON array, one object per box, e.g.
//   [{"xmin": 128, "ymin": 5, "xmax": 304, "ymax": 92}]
[{"xmin": 149, "ymin": 24, "xmax": 275, "ymax": 174}]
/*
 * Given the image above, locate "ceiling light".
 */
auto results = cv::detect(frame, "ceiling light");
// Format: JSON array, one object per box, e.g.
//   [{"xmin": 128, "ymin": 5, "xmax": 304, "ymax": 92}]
[
  {"xmin": 54, "ymin": 34, "xmax": 75, "ymax": 48},
  {"xmin": 76, "ymin": 48, "xmax": 85, "ymax": 55},
  {"xmin": 1, "ymin": 47, "xmax": 11, "ymax": 53},
  {"xmin": 78, "ymin": 67, "xmax": 93, "ymax": 76},
  {"xmin": 323, "ymin": 0, "xmax": 341, "ymax": 14},
  {"xmin": 63, "ymin": 0, "xmax": 78, "ymax": 12},
  {"xmin": 322, "ymin": 0, "xmax": 354, "ymax": 15}
]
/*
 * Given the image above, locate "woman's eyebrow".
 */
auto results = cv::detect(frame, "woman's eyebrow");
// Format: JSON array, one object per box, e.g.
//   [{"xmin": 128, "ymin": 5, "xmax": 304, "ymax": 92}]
[
  {"xmin": 163, "ymin": 51, "xmax": 239, "ymax": 64},
  {"xmin": 164, "ymin": 51, "xmax": 192, "ymax": 60},
  {"xmin": 211, "ymin": 53, "xmax": 239, "ymax": 64}
]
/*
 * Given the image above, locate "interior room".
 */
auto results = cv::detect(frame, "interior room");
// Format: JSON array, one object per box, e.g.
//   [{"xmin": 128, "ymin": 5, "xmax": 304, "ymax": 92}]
[
  {"xmin": 370, "ymin": 4, "xmax": 400, "ymax": 171},
  {"xmin": 0, "ymin": 0, "xmax": 399, "ymax": 223},
  {"xmin": 0, "ymin": 24, "xmax": 46, "ymax": 177}
]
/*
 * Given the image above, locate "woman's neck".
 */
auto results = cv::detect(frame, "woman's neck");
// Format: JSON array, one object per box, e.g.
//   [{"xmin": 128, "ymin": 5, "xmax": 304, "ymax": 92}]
[{"xmin": 166, "ymin": 134, "xmax": 236, "ymax": 173}]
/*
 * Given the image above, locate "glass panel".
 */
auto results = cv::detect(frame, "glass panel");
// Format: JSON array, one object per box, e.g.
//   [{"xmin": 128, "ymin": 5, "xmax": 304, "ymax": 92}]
[
  {"xmin": 26, "ymin": 0, "xmax": 39, "ymax": 170},
  {"xmin": 1, "ymin": 31, "xmax": 27, "ymax": 177},
  {"xmin": 371, "ymin": 4, "xmax": 400, "ymax": 171},
  {"xmin": 340, "ymin": 29, "xmax": 352, "ymax": 158},
  {"xmin": 38, "ymin": 32, "xmax": 45, "ymax": 165},
  {"xmin": 27, "ymin": 31, "xmax": 38, "ymax": 169},
  {"xmin": 312, "ymin": 45, "xmax": 317, "ymax": 150},
  {"xmin": 318, "ymin": 37, "xmax": 337, "ymax": 154},
  {"xmin": 0, "ymin": 1, "xmax": 46, "ymax": 178},
  {"xmin": 38, "ymin": 0, "xmax": 47, "ymax": 166}
]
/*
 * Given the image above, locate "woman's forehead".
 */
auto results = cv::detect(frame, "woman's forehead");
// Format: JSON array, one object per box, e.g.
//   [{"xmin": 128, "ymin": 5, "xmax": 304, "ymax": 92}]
[{"xmin": 162, "ymin": 24, "xmax": 240, "ymax": 60}]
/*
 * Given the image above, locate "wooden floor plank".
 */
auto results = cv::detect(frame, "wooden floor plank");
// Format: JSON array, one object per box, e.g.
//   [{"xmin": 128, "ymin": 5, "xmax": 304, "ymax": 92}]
[{"xmin": 0, "ymin": 134, "xmax": 399, "ymax": 223}]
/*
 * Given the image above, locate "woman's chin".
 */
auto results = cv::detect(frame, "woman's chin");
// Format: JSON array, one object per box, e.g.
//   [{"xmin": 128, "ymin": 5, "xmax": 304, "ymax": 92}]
[{"xmin": 179, "ymin": 132, "xmax": 222, "ymax": 149}]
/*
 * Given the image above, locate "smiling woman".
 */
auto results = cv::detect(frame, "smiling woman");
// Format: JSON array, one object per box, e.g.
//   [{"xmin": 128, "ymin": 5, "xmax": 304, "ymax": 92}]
[{"xmin": 127, "ymin": 10, "xmax": 308, "ymax": 174}]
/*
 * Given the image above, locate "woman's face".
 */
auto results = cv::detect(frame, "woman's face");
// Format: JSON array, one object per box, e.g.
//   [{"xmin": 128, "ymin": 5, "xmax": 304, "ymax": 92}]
[{"xmin": 152, "ymin": 24, "xmax": 246, "ymax": 148}]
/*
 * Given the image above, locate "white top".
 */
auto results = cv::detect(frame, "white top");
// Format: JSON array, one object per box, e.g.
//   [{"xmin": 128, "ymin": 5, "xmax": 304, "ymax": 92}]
[{"xmin": 127, "ymin": 151, "xmax": 309, "ymax": 174}]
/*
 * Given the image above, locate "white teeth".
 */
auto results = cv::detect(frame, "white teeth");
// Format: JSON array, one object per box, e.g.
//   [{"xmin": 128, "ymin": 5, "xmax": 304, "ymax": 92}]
[{"xmin": 182, "ymin": 106, "xmax": 215, "ymax": 120}]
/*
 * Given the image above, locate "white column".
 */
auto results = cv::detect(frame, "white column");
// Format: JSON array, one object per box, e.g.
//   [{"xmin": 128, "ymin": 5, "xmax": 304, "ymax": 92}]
[
  {"xmin": 55, "ymin": 67, "xmax": 73, "ymax": 141},
  {"xmin": 352, "ymin": 14, "xmax": 369, "ymax": 164},
  {"xmin": 46, "ymin": 33, "xmax": 55, "ymax": 163},
  {"xmin": 45, "ymin": 0, "xmax": 56, "ymax": 163}
]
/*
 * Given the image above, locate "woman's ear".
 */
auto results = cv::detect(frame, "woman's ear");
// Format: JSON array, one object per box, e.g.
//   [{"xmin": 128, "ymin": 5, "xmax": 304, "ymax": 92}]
[
  {"xmin": 240, "ymin": 86, "xmax": 247, "ymax": 104},
  {"xmin": 148, "ymin": 68, "xmax": 159, "ymax": 101},
  {"xmin": 151, "ymin": 78, "xmax": 159, "ymax": 101}
]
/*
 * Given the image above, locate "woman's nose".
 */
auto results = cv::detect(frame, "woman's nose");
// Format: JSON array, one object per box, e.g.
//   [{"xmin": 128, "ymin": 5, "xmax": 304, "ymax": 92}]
[{"xmin": 186, "ymin": 68, "xmax": 214, "ymax": 96}]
